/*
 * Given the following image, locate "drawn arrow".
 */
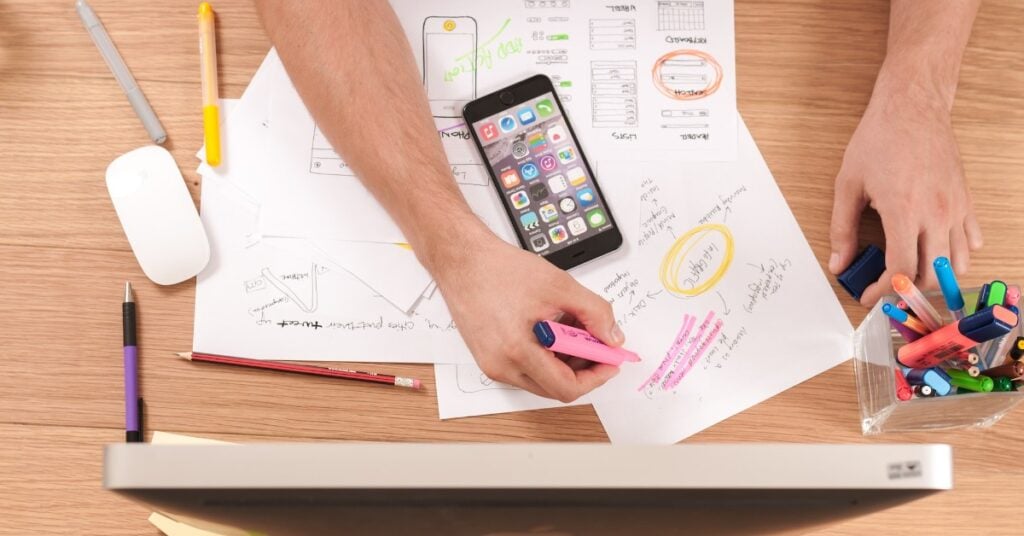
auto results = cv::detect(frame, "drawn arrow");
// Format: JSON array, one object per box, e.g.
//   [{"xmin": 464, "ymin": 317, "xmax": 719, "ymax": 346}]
[
  {"xmin": 716, "ymin": 290, "xmax": 731, "ymax": 315},
  {"xmin": 723, "ymin": 205, "xmax": 732, "ymax": 223}
]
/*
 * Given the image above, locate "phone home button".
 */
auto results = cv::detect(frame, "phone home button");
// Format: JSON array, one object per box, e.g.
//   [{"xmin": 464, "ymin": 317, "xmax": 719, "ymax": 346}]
[{"xmin": 499, "ymin": 91, "xmax": 515, "ymax": 105}]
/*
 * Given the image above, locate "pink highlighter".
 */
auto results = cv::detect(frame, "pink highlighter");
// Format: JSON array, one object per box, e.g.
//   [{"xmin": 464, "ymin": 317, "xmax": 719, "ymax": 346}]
[
  {"xmin": 533, "ymin": 320, "xmax": 641, "ymax": 366},
  {"xmin": 897, "ymin": 305, "xmax": 1018, "ymax": 369}
]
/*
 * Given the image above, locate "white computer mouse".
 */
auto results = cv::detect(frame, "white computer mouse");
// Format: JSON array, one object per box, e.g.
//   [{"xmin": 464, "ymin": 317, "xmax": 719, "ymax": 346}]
[{"xmin": 106, "ymin": 145, "xmax": 210, "ymax": 285}]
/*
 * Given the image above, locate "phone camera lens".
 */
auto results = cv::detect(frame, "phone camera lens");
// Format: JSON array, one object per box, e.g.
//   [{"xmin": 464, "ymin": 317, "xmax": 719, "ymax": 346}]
[{"xmin": 499, "ymin": 91, "xmax": 515, "ymax": 105}]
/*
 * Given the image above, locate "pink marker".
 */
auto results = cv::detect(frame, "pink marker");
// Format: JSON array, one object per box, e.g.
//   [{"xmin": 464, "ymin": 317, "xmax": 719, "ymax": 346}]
[
  {"xmin": 533, "ymin": 320, "xmax": 641, "ymax": 366},
  {"xmin": 896, "ymin": 305, "xmax": 1018, "ymax": 368},
  {"xmin": 1006, "ymin": 286, "xmax": 1021, "ymax": 307}
]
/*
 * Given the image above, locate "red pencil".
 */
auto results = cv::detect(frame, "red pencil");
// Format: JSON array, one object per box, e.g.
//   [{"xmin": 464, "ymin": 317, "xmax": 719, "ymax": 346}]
[{"xmin": 176, "ymin": 352, "xmax": 422, "ymax": 389}]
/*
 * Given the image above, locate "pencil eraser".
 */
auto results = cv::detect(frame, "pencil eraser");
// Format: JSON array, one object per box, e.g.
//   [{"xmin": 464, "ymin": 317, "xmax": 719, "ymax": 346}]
[{"xmin": 837, "ymin": 245, "xmax": 886, "ymax": 301}]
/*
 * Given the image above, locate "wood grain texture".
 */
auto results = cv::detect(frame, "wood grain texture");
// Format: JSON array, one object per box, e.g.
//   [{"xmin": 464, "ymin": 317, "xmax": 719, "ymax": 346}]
[{"xmin": 0, "ymin": 0, "xmax": 1022, "ymax": 534}]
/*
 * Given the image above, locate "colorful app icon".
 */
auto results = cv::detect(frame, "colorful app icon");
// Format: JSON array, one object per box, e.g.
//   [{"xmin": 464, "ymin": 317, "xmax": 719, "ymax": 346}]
[
  {"xmin": 547, "ymin": 124, "xmax": 567, "ymax": 144},
  {"xmin": 556, "ymin": 147, "xmax": 577, "ymax": 165},
  {"xmin": 510, "ymin": 190, "xmax": 530, "ymax": 209},
  {"xmin": 500, "ymin": 169, "xmax": 521, "ymax": 189},
  {"xmin": 517, "ymin": 107, "xmax": 536, "ymax": 126},
  {"xmin": 586, "ymin": 207, "xmax": 608, "ymax": 228},
  {"xmin": 567, "ymin": 216, "xmax": 587, "ymax": 236},
  {"xmin": 547, "ymin": 174, "xmax": 568, "ymax": 194},
  {"xmin": 498, "ymin": 115, "xmax": 517, "ymax": 133},
  {"xmin": 536, "ymin": 98, "xmax": 554, "ymax": 117},
  {"xmin": 479, "ymin": 122, "xmax": 499, "ymax": 142},
  {"xmin": 539, "ymin": 154, "xmax": 557, "ymax": 171},
  {"xmin": 528, "ymin": 182, "xmax": 549, "ymax": 200},
  {"xmin": 559, "ymin": 197, "xmax": 577, "ymax": 214},
  {"xmin": 549, "ymin": 225, "xmax": 568, "ymax": 244},
  {"xmin": 539, "ymin": 203, "xmax": 558, "ymax": 223},
  {"xmin": 530, "ymin": 234, "xmax": 550, "ymax": 252},
  {"xmin": 567, "ymin": 166, "xmax": 586, "ymax": 186},
  {"xmin": 520, "ymin": 162, "xmax": 539, "ymax": 180},
  {"xmin": 520, "ymin": 211, "xmax": 539, "ymax": 231},
  {"xmin": 576, "ymin": 187, "xmax": 596, "ymax": 208},
  {"xmin": 527, "ymin": 131, "xmax": 547, "ymax": 153},
  {"xmin": 512, "ymin": 141, "xmax": 529, "ymax": 159}
]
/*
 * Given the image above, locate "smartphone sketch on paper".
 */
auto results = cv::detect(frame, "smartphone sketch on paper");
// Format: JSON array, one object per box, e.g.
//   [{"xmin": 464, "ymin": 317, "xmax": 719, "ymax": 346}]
[{"xmin": 422, "ymin": 16, "xmax": 478, "ymax": 118}]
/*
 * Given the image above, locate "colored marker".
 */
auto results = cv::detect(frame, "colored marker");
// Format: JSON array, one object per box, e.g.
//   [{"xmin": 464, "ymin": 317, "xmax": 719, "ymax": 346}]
[
  {"xmin": 904, "ymin": 367, "xmax": 953, "ymax": 397},
  {"xmin": 981, "ymin": 360, "xmax": 1024, "ymax": 380},
  {"xmin": 889, "ymin": 318, "xmax": 922, "ymax": 343},
  {"xmin": 914, "ymin": 384, "xmax": 936, "ymax": 398},
  {"xmin": 1010, "ymin": 337, "xmax": 1024, "ymax": 360},
  {"xmin": 1006, "ymin": 286, "xmax": 1021, "ymax": 307},
  {"xmin": 933, "ymin": 257, "xmax": 965, "ymax": 321},
  {"xmin": 975, "ymin": 284, "xmax": 991, "ymax": 314},
  {"xmin": 892, "ymin": 274, "xmax": 943, "ymax": 332},
  {"xmin": 883, "ymin": 303, "xmax": 929, "ymax": 335},
  {"xmin": 992, "ymin": 377, "xmax": 1015, "ymax": 392},
  {"xmin": 897, "ymin": 306, "xmax": 1019, "ymax": 368},
  {"xmin": 198, "ymin": 2, "xmax": 221, "ymax": 166},
  {"xmin": 123, "ymin": 282, "xmax": 142, "ymax": 442},
  {"xmin": 987, "ymin": 281, "xmax": 1008, "ymax": 309},
  {"xmin": 894, "ymin": 369, "xmax": 913, "ymax": 401},
  {"xmin": 946, "ymin": 368, "xmax": 994, "ymax": 392},
  {"xmin": 533, "ymin": 320, "xmax": 641, "ymax": 366}
]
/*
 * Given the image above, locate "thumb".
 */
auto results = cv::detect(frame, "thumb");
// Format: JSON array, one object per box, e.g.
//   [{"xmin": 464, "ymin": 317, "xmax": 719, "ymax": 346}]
[
  {"xmin": 828, "ymin": 173, "xmax": 867, "ymax": 274},
  {"xmin": 556, "ymin": 276, "xmax": 624, "ymax": 347}
]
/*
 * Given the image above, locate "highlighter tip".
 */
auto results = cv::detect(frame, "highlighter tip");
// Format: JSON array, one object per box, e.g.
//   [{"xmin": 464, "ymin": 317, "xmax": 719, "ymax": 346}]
[{"xmin": 198, "ymin": 2, "xmax": 213, "ymax": 16}]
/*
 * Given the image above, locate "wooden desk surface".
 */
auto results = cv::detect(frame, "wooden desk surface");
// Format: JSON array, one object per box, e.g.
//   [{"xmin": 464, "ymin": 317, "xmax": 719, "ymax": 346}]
[{"xmin": 1, "ymin": 0, "xmax": 1022, "ymax": 533}]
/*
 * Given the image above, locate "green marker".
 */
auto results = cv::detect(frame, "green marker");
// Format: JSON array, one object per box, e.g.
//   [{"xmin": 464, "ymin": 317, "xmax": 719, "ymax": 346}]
[
  {"xmin": 992, "ymin": 376, "xmax": 1015, "ymax": 392},
  {"xmin": 548, "ymin": 33, "xmax": 569, "ymax": 40},
  {"xmin": 947, "ymin": 368, "xmax": 994, "ymax": 392},
  {"xmin": 559, "ymin": 80, "xmax": 573, "ymax": 88},
  {"xmin": 987, "ymin": 280, "xmax": 1008, "ymax": 308}
]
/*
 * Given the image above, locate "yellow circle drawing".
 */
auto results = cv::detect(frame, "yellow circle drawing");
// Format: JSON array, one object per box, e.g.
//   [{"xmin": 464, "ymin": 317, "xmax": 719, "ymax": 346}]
[
  {"xmin": 443, "ymin": 19, "xmax": 457, "ymax": 31},
  {"xmin": 659, "ymin": 223, "xmax": 734, "ymax": 297}
]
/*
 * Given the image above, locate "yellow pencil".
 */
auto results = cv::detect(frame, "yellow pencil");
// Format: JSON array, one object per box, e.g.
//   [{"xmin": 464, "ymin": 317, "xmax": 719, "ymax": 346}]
[{"xmin": 198, "ymin": 2, "xmax": 221, "ymax": 166}]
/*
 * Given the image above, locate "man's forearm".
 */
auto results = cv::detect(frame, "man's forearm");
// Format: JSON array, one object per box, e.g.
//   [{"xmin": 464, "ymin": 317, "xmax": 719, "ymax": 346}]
[
  {"xmin": 878, "ymin": 0, "xmax": 981, "ymax": 110},
  {"xmin": 254, "ymin": 0, "xmax": 490, "ymax": 271}
]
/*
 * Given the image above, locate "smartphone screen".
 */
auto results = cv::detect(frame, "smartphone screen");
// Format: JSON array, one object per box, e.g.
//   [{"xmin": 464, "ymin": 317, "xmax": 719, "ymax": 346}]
[{"xmin": 469, "ymin": 92, "xmax": 617, "ymax": 259}]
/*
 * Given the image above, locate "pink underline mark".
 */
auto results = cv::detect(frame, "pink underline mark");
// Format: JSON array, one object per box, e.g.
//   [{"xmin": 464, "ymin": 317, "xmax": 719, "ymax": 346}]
[
  {"xmin": 664, "ymin": 318, "xmax": 723, "ymax": 389},
  {"xmin": 638, "ymin": 313, "xmax": 695, "ymax": 392},
  {"xmin": 661, "ymin": 311, "xmax": 715, "ymax": 390}
]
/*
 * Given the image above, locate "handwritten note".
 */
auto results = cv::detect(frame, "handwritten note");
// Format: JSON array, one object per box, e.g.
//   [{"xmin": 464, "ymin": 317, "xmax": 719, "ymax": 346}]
[{"xmin": 585, "ymin": 119, "xmax": 853, "ymax": 444}]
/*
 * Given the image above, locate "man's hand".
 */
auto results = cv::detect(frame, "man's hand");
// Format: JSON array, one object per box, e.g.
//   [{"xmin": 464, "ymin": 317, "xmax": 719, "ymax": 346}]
[
  {"xmin": 829, "ymin": 81, "xmax": 983, "ymax": 307},
  {"xmin": 827, "ymin": 0, "xmax": 983, "ymax": 307},
  {"xmin": 432, "ymin": 228, "xmax": 624, "ymax": 403}
]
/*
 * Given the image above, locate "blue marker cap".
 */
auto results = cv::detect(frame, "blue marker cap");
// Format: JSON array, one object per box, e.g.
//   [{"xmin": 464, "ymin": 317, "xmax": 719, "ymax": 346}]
[
  {"xmin": 932, "ymin": 257, "xmax": 964, "ymax": 311},
  {"xmin": 533, "ymin": 321, "xmax": 556, "ymax": 348},
  {"xmin": 959, "ymin": 305, "xmax": 1018, "ymax": 343},
  {"xmin": 837, "ymin": 245, "xmax": 886, "ymax": 301},
  {"xmin": 882, "ymin": 302, "xmax": 909, "ymax": 323}
]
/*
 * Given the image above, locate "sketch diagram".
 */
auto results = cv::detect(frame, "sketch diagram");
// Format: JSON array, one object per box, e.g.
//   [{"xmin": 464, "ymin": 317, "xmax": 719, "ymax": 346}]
[
  {"xmin": 245, "ymin": 263, "xmax": 324, "ymax": 318},
  {"xmin": 659, "ymin": 223, "xmax": 734, "ymax": 297},
  {"xmin": 591, "ymin": 61, "xmax": 638, "ymax": 128},
  {"xmin": 422, "ymin": 16, "xmax": 478, "ymax": 119},
  {"xmin": 455, "ymin": 366, "xmax": 520, "ymax": 394},
  {"xmin": 657, "ymin": 1, "xmax": 706, "ymax": 32},
  {"xmin": 652, "ymin": 50, "xmax": 722, "ymax": 100},
  {"xmin": 523, "ymin": 0, "xmax": 570, "ymax": 8},
  {"xmin": 588, "ymin": 19, "xmax": 636, "ymax": 50}
]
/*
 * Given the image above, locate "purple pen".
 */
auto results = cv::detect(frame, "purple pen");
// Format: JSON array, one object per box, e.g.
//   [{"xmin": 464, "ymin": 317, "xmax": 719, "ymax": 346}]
[{"xmin": 123, "ymin": 282, "xmax": 142, "ymax": 442}]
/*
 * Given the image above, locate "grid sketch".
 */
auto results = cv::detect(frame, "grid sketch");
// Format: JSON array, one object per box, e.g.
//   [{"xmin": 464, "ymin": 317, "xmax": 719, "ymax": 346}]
[{"xmin": 657, "ymin": 1, "xmax": 705, "ymax": 31}]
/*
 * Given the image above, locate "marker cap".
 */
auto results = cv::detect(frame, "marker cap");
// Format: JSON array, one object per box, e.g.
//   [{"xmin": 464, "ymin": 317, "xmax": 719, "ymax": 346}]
[
  {"xmin": 960, "ymin": 306, "xmax": 1018, "ymax": 343},
  {"xmin": 933, "ymin": 257, "xmax": 965, "ymax": 310}
]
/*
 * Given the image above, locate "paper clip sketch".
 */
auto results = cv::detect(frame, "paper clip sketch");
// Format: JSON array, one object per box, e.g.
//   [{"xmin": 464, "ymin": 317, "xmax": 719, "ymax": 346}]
[
  {"xmin": 659, "ymin": 223, "xmax": 734, "ymax": 297},
  {"xmin": 260, "ymin": 263, "xmax": 322, "ymax": 314},
  {"xmin": 423, "ymin": 16, "xmax": 478, "ymax": 118},
  {"xmin": 657, "ymin": 1, "xmax": 705, "ymax": 32},
  {"xmin": 591, "ymin": 61, "xmax": 639, "ymax": 128},
  {"xmin": 455, "ymin": 366, "xmax": 520, "ymax": 394},
  {"xmin": 652, "ymin": 50, "xmax": 722, "ymax": 100}
]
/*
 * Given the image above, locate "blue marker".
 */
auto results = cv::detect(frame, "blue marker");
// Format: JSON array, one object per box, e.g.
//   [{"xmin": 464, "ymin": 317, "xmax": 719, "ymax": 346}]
[
  {"xmin": 933, "ymin": 257, "xmax": 965, "ymax": 321},
  {"xmin": 883, "ymin": 303, "xmax": 928, "ymax": 335},
  {"xmin": 902, "ymin": 366, "xmax": 953, "ymax": 397}
]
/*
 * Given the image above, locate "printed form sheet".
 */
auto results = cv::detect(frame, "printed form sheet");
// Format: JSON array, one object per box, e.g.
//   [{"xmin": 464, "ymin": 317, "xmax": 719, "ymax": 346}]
[{"xmin": 259, "ymin": 0, "xmax": 737, "ymax": 242}]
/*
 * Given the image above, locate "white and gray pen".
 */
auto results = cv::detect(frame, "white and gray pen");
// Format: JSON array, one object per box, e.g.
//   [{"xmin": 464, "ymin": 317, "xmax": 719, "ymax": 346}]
[{"xmin": 75, "ymin": 0, "xmax": 167, "ymax": 144}]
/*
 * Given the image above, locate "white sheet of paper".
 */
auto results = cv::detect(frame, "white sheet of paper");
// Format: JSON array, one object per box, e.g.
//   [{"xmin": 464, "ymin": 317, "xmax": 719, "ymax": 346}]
[
  {"xmin": 259, "ymin": 0, "xmax": 737, "ymax": 241},
  {"xmin": 193, "ymin": 173, "xmax": 473, "ymax": 363},
  {"xmin": 584, "ymin": 119, "xmax": 852, "ymax": 444},
  {"xmin": 434, "ymin": 363, "xmax": 590, "ymax": 419}
]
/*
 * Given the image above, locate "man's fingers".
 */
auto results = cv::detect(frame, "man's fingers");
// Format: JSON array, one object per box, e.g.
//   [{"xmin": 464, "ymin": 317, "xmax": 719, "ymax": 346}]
[
  {"xmin": 950, "ymin": 225, "xmax": 970, "ymax": 276},
  {"xmin": 522, "ymin": 347, "xmax": 614, "ymax": 403},
  {"xmin": 828, "ymin": 174, "xmax": 867, "ymax": 274},
  {"xmin": 965, "ymin": 211, "xmax": 983, "ymax": 251},
  {"xmin": 916, "ymin": 228, "xmax": 950, "ymax": 290},
  {"xmin": 881, "ymin": 217, "xmax": 919, "ymax": 283},
  {"xmin": 556, "ymin": 276, "xmax": 624, "ymax": 347}
]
